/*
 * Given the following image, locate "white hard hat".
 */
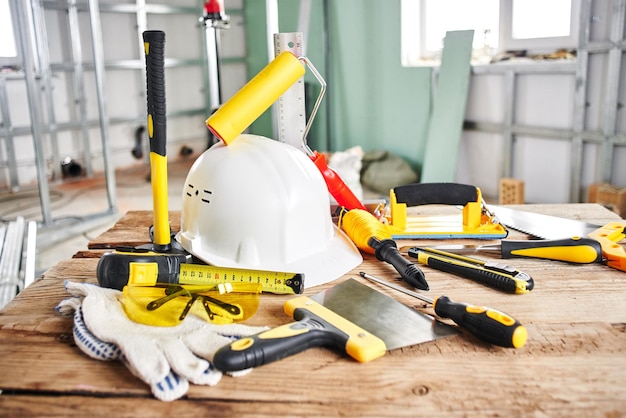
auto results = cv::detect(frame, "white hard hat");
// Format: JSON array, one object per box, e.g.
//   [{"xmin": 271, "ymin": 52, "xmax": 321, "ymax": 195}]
[{"xmin": 176, "ymin": 134, "xmax": 362, "ymax": 288}]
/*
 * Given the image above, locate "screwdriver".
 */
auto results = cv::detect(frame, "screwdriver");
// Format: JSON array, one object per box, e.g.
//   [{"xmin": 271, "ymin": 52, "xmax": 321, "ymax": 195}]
[
  {"xmin": 340, "ymin": 208, "xmax": 429, "ymax": 290},
  {"xmin": 359, "ymin": 272, "xmax": 527, "ymax": 348},
  {"xmin": 423, "ymin": 237, "xmax": 603, "ymax": 264}
]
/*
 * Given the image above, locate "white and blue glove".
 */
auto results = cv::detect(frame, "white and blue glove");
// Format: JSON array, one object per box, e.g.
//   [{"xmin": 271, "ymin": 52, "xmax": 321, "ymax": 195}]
[{"xmin": 56, "ymin": 281, "xmax": 268, "ymax": 402}]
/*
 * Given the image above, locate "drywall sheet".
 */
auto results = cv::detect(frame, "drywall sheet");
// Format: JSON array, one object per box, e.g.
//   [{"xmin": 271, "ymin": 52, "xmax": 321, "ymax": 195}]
[{"xmin": 420, "ymin": 30, "xmax": 474, "ymax": 183}]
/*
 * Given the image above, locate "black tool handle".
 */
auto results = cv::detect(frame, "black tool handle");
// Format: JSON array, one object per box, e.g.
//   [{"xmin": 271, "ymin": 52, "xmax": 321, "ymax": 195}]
[
  {"xmin": 393, "ymin": 183, "xmax": 478, "ymax": 207},
  {"xmin": 433, "ymin": 296, "xmax": 527, "ymax": 348},
  {"xmin": 213, "ymin": 309, "xmax": 350, "ymax": 372},
  {"xmin": 143, "ymin": 30, "xmax": 171, "ymax": 250},
  {"xmin": 96, "ymin": 250, "xmax": 188, "ymax": 290},
  {"xmin": 143, "ymin": 30, "xmax": 167, "ymax": 157},
  {"xmin": 428, "ymin": 257, "xmax": 519, "ymax": 293},
  {"xmin": 368, "ymin": 238, "xmax": 429, "ymax": 290},
  {"xmin": 407, "ymin": 248, "xmax": 530, "ymax": 294}
]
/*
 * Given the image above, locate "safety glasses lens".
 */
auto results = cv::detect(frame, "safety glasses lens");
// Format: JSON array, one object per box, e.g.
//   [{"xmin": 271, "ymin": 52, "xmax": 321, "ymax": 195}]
[{"xmin": 122, "ymin": 283, "xmax": 261, "ymax": 326}]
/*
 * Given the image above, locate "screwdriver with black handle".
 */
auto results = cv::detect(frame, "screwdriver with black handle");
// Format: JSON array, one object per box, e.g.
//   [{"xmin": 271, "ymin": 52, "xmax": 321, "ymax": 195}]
[{"xmin": 359, "ymin": 272, "xmax": 527, "ymax": 348}]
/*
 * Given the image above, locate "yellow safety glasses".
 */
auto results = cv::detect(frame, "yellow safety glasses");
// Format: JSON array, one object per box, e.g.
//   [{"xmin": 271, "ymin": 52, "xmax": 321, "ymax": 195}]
[{"xmin": 122, "ymin": 282, "xmax": 262, "ymax": 326}]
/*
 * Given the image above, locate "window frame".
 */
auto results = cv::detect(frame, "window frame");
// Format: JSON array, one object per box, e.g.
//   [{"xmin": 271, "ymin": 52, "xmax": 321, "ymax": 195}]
[
  {"xmin": 499, "ymin": 0, "xmax": 580, "ymax": 53},
  {"xmin": 0, "ymin": 0, "xmax": 23, "ymax": 68},
  {"xmin": 400, "ymin": 0, "xmax": 580, "ymax": 67}
]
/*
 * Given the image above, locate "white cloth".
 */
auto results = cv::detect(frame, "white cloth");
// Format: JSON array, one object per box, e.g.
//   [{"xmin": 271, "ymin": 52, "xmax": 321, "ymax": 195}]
[{"xmin": 56, "ymin": 281, "xmax": 268, "ymax": 401}]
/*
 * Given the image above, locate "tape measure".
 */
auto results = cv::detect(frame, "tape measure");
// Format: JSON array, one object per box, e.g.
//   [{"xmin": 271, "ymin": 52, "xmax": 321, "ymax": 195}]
[
  {"xmin": 274, "ymin": 32, "xmax": 307, "ymax": 152},
  {"xmin": 173, "ymin": 263, "xmax": 304, "ymax": 295},
  {"xmin": 97, "ymin": 250, "xmax": 304, "ymax": 295}
]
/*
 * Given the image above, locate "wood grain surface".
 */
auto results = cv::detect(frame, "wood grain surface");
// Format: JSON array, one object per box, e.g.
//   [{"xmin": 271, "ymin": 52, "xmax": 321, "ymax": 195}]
[{"xmin": 1, "ymin": 204, "xmax": 625, "ymax": 417}]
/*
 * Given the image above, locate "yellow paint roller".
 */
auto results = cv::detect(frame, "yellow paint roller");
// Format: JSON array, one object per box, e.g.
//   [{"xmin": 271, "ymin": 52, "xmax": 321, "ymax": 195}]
[
  {"xmin": 206, "ymin": 51, "xmax": 305, "ymax": 145},
  {"xmin": 206, "ymin": 50, "xmax": 367, "ymax": 212}
]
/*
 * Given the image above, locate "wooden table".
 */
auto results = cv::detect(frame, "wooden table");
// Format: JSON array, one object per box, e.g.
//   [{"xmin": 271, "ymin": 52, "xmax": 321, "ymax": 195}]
[{"xmin": 1, "ymin": 204, "xmax": 625, "ymax": 416}]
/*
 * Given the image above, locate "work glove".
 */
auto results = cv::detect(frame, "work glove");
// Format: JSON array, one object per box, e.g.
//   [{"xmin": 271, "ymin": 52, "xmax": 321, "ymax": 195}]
[{"xmin": 56, "ymin": 281, "xmax": 268, "ymax": 402}]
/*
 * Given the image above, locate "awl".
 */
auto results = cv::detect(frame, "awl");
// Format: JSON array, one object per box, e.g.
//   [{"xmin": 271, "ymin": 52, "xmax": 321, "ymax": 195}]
[
  {"xmin": 213, "ymin": 278, "xmax": 457, "ymax": 371},
  {"xmin": 420, "ymin": 237, "xmax": 603, "ymax": 264}
]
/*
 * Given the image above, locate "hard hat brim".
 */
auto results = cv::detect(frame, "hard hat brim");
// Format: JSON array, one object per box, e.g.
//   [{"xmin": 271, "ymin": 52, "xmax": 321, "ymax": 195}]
[{"xmin": 176, "ymin": 225, "xmax": 362, "ymax": 289}]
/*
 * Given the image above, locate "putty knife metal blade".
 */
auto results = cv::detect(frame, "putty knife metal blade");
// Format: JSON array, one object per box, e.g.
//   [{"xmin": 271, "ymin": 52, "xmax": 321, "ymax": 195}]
[
  {"xmin": 213, "ymin": 278, "xmax": 458, "ymax": 371},
  {"xmin": 309, "ymin": 278, "xmax": 458, "ymax": 350}
]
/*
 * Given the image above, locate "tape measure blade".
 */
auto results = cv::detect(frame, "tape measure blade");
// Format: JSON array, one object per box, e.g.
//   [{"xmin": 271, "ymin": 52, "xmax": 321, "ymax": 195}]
[
  {"xmin": 178, "ymin": 263, "xmax": 304, "ymax": 295},
  {"xmin": 274, "ymin": 32, "xmax": 307, "ymax": 151}
]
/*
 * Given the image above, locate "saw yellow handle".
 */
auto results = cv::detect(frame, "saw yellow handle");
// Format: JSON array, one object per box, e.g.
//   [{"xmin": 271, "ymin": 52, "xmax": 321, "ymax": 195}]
[
  {"xmin": 206, "ymin": 51, "xmax": 305, "ymax": 145},
  {"xmin": 588, "ymin": 222, "xmax": 626, "ymax": 272},
  {"xmin": 500, "ymin": 237, "xmax": 603, "ymax": 263}
]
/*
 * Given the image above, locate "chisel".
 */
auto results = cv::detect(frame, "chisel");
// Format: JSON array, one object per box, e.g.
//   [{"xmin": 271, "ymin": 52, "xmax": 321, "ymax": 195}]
[
  {"xmin": 420, "ymin": 237, "xmax": 603, "ymax": 264},
  {"xmin": 359, "ymin": 272, "xmax": 527, "ymax": 348}
]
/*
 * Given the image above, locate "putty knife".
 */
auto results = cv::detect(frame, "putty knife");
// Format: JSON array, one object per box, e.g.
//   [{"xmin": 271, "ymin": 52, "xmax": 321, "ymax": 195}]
[{"xmin": 213, "ymin": 278, "xmax": 458, "ymax": 371}]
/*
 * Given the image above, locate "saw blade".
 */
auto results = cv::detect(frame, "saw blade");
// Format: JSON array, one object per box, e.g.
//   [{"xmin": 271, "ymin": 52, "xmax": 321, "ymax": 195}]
[{"xmin": 488, "ymin": 205, "xmax": 602, "ymax": 239}]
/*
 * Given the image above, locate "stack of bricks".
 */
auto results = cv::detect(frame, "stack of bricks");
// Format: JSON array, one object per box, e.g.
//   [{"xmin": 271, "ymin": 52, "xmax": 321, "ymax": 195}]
[
  {"xmin": 588, "ymin": 183, "xmax": 626, "ymax": 218},
  {"xmin": 499, "ymin": 178, "xmax": 525, "ymax": 205}
]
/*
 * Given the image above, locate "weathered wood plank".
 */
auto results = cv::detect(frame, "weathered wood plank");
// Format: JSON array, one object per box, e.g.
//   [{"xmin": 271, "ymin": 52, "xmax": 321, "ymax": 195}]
[{"xmin": 0, "ymin": 205, "xmax": 624, "ymax": 416}]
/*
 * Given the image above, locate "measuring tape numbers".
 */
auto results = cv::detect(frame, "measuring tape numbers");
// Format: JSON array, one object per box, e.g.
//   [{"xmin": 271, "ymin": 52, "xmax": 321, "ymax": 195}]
[
  {"xmin": 97, "ymin": 250, "xmax": 304, "ymax": 295},
  {"xmin": 273, "ymin": 32, "xmax": 307, "ymax": 151},
  {"xmin": 175, "ymin": 263, "xmax": 304, "ymax": 295}
]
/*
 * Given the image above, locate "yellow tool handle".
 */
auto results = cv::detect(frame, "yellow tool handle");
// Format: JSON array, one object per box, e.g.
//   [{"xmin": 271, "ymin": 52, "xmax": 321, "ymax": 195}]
[
  {"xmin": 587, "ymin": 222, "xmax": 626, "ymax": 272},
  {"xmin": 409, "ymin": 248, "xmax": 532, "ymax": 294},
  {"xmin": 212, "ymin": 296, "xmax": 387, "ymax": 372},
  {"xmin": 433, "ymin": 295, "xmax": 527, "ymax": 348},
  {"xmin": 143, "ymin": 30, "xmax": 170, "ymax": 250},
  {"xmin": 501, "ymin": 237, "xmax": 603, "ymax": 263}
]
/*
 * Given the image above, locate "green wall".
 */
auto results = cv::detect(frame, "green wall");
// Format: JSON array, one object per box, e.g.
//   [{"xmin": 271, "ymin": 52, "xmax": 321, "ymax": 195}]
[{"xmin": 243, "ymin": 0, "xmax": 432, "ymax": 174}]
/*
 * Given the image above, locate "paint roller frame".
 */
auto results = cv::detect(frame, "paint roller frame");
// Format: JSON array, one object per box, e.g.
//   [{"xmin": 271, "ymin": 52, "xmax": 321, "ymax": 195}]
[{"xmin": 206, "ymin": 52, "xmax": 367, "ymax": 212}]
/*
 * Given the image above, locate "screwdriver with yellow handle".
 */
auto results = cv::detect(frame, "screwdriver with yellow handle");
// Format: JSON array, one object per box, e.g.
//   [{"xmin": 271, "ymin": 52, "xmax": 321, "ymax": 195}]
[
  {"xmin": 425, "ymin": 236, "xmax": 603, "ymax": 264},
  {"xmin": 359, "ymin": 272, "xmax": 527, "ymax": 348}
]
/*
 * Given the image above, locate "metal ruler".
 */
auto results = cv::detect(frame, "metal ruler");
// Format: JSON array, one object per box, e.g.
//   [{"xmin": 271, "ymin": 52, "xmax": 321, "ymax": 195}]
[{"xmin": 273, "ymin": 32, "xmax": 307, "ymax": 151}]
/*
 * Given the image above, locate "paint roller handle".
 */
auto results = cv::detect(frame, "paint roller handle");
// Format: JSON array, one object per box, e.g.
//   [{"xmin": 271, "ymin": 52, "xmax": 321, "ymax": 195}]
[{"xmin": 310, "ymin": 151, "xmax": 367, "ymax": 211}]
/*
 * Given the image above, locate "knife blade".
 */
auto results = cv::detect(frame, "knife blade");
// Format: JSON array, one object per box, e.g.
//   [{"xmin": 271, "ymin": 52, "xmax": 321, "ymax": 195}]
[{"xmin": 418, "ymin": 236, "xmax": 603, "ymax": 264}]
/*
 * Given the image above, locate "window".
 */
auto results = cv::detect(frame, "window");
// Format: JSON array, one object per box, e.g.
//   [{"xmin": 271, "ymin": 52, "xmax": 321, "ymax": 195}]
[
  {"xmin": 0, "ymin": 0, "xmax": 21, "ymax": 67},
  {"xmin": 401, "ymin": 0, "xmax": 578, "ymax": 66},
  {"xmin": 500, "ymin": 0, "xmax": 578, "ymax": 52}
]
